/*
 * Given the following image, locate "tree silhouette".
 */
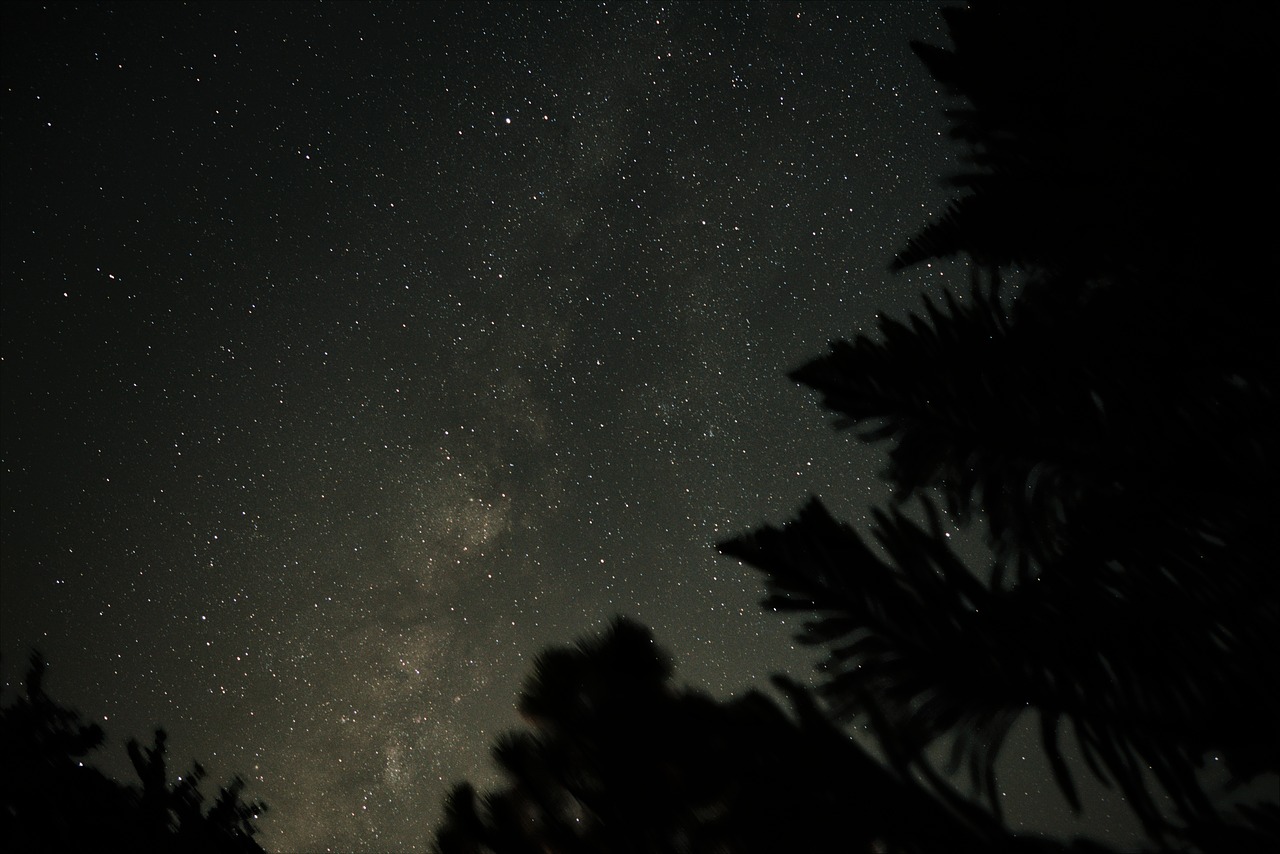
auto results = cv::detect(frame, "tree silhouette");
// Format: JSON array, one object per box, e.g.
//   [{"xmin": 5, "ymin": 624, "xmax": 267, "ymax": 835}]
[
  {"xmin": 889, "ymin": 3, "xmax": 1268, "ymax": 285},
  {"xmin": 721, "ymin": 0, "xmax": 1278, "ymax": 848},
  {"xmin": 432, "ymin": 618, "xmax": 1124, "ymax": 854},
  {"xmin": 1, "ymin": 651, "xmax": 268, "ymax": 853}
]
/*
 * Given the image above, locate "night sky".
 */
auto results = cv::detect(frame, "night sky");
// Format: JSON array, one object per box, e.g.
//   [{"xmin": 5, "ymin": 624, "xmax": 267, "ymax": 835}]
[{"xmin": 2, "ymin": 3, "xmax": 1141, "ymax": 851}]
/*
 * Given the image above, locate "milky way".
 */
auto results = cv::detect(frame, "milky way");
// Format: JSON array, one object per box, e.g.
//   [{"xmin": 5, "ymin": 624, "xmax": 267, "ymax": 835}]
[{"xmin": 2, "ymin": 4, "xmax": 1142, "ymax": 851}]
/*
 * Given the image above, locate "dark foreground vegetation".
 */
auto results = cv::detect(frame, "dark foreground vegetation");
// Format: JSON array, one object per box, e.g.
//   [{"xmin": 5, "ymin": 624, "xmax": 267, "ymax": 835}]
[{"xmin": 0, "ymin": 652, "xmax": 267, "ymax": 853}]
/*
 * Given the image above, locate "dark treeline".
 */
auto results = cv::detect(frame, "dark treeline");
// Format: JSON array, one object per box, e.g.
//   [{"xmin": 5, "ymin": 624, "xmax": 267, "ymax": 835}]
[
  {"xmin": 434, "ymin": 618, "xmax": 1127, "ymax": 853},
  {"xmin": 433, "ymin": 3, "xmax": 1277, "ymax": 853},
  {"xmin": 0, "ymin": 652, "xmax": 268, "ymax": 853}
]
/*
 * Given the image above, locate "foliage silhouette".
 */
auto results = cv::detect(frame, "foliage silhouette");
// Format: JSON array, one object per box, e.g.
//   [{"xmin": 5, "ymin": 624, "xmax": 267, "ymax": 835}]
[
  {"xmin": 889, "ymin": 3, "xmax": 1268, "ymax": 282},
  {"xmin": 721, "ymin": 0, "xmax": 1278, "ymax": 848},
  {"xmin": 1, "ymin": 651, "xmax": 268, "ymax": 853},
  {"xmin": 432, "ymin": 618, "xmax": 1122, "ymax": 854}
]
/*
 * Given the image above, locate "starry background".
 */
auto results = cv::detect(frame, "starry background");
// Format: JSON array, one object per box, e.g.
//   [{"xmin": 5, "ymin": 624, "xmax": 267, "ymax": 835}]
[{"xmin": 2, "ymin": 3, "xmax": 1142, "ymax": 851}]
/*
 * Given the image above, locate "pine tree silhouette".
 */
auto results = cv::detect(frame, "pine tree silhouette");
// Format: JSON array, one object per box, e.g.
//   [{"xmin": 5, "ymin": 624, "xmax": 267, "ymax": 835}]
[
  {"xmin": 1, "ymin": 651, "xmax": 269, "ymax": 853},
  {"xmin": 721, "ymin": 1, "xmax": 1278, "ymax": 848},
  {"xmin": 432, "ymin": 619, "xmax": 1129, "ymax": 854}
]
